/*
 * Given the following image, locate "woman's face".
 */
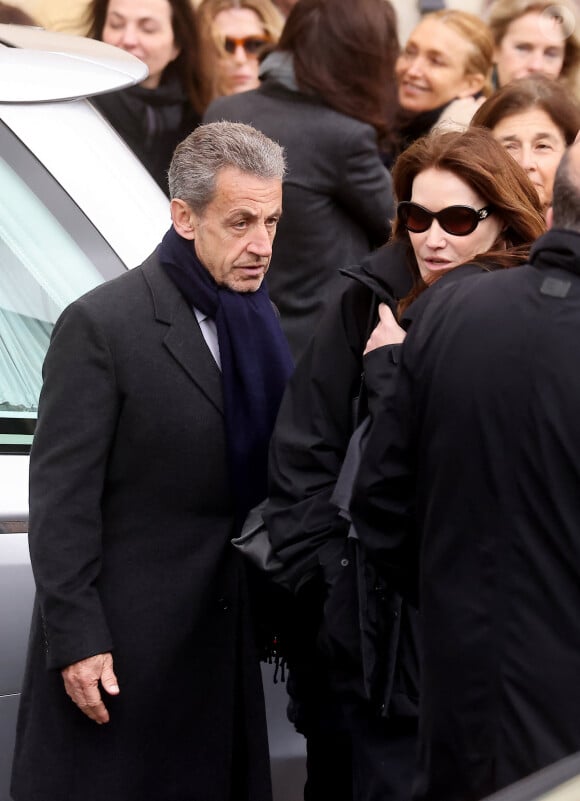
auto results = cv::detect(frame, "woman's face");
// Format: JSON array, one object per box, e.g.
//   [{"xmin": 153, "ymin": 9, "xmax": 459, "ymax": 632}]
[
  {"xmin": 494, "ymin": 12, "xmax": 566, "ymax": 86},
  {"xmin": 396, "ymin": 17, "xmax": 483, "ymax": 113},
  {"xmin": 213, "ymin": 7, "xmax": 267, "ymax": 95},
  {"xmin": 102, "ymin": 0, "xmax": 179, "ymax": 89},
  {"xmin": 492, "ymin": 107, "xmax": 567, "ymax": 207},
  {"xmin": 408, "ymin": 168, "xmax": 503, "ymax": 284}
]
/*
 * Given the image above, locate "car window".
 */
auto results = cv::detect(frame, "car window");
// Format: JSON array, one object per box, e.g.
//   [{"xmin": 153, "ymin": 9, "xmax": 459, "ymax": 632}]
[{"xmin": 0, "ymin": 121, "xmax": 127, "ymax": 455}]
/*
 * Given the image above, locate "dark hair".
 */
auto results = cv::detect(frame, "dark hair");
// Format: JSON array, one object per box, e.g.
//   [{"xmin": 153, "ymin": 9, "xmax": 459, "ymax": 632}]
[
  {"xmin": 392, "ymin": 127, "xmax": 546, "ymax": 312},
  {"xmin": 472, "ymin": 75, "xmax": 580, "ymax": 145},
  {"xmin": 277, "ymin": 0, "xmax": 399, "ymax": 148},
  {"xmin": 552, "ymin": 146, "xmax": 580, "ymax": 230},
  {"xmin": 84, "ymin": 0, "xmax": 205, "ymax": 113},
  {"xmin": 0, "ymin": 2, "xmax": 36, "ymax": 24}
]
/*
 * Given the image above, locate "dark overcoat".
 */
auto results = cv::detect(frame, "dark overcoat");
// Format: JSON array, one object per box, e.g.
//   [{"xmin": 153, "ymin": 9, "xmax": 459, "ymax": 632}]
[
  {"xmin": 11, "ymin": 254, "xmax": 272, "ymax": 801},
  {"xmin": 352, "ymin": 230, "xmax": 580, "ymax": 800},
  {"xmin": 203, "ymin": 71, "xmax": 393, "ymax": 360}
]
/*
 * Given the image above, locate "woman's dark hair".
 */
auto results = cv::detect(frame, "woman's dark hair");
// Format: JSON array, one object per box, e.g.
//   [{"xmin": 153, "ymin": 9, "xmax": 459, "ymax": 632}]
[
  {"xmin": 84, "ymin": 0, "xmax": 205, "ymax": 113},
  {"xmin": 471, "ymin": 75, "xmax": 580, "ymax": 146},
  {"xmin": 0, "ymin": 2, "xmax": 37, "ymax": 24},
  {"xmin": 392, "ymin": 127, "xmax": 546, "ymax": 313},
  {"xmin": 277, "ymin": 0, "xmax": 399, "ymax": 148}
]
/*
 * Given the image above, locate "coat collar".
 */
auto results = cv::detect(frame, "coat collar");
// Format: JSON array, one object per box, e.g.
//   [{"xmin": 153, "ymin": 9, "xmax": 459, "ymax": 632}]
[
  {"xmin": 530, "ymin": 229, "xmax": 580, "ymax": 278},
  {"xmin": 141, "ymin": 250, "xmax": 223, "ymax": 414}
]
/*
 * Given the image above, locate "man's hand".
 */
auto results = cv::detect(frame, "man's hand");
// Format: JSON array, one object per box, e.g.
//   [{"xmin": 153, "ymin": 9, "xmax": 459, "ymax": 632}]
[
  {"xmin": 364, "ymin": 303, "xmax": 406, "ymax": 354},
  {"xmin": 61, "ymin": 652, "xmax": 119, "ymax": 724}
]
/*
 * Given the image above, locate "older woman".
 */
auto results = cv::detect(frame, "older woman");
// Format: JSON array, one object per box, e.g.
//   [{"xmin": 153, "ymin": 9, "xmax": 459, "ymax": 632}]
[
  {"xmin": 472, "ymin": 75, "xmax": 580, "ymax": 211},
  {"xmin": 488, "ymin": 0, "xmax": 580, "ymax": 92},
  {"xmin": 264, "ymin": 126, "xmax": 545, "ymax": 801},
  {"xmin": 395, "ymin": 9, "xmax": 494, "ymax": 151},
  {"xmin": 204, "ymin": 0, "xmax": 398, "ymax": 360},
  {"xmin": 196, "ymin": 0, "xmax": 284, "ymax": 99},
  {"xmin": 86, "ymin": 0, "xmax": 204, "ymax": 192}
]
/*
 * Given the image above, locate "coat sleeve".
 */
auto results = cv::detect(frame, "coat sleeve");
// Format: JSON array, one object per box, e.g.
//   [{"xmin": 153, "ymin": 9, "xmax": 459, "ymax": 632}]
[
  {"xmin": 335, "ymin": 123, "xmax": 394, "ymax": 247},
  {"xmin": 350, "ymin": 341, "xmax": 419, "ymax": 602},
  {"xmin": 28, "ymin": 299, "xmax": 118, "ymax": 670},
  {"xmin": 263, "ymin": 281, "xmax": 372, "ymax": 592}
]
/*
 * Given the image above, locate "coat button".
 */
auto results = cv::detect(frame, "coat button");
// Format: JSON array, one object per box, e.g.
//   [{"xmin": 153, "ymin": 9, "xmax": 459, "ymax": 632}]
[
  {"xmin": 340, "ymin": 558, "xmax": 349, "ymax": 567},
  {"xmin": 218, "ymin": 597, "xmax": 230, "ymax": 611}
]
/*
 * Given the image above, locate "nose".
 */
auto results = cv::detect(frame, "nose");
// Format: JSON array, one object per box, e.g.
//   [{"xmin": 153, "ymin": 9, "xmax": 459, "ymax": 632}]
[
  {"xmin": 526, "ymin": 50, "xmax": 546, "ymax": 73},
  {"xmin": 118, "ymin": 24, "xmax": 139, "ymax": 49},
  {"xmin": 405, "ymin": 55, "xmax": 423, "ymax": 76},
  {"xmin": 518, "ymin": 144, "xmax": 537, "ymax": 172},
  {"xmin": 424, "ymin": 219, "xmax": 447, "ymax": 247},
  {"xmin": 232, "ymin": 43, "xmax": 249, "ymax": 64},
  {"xmin": 247, "ymin": 224, "xmax": 273, "ymax": 258}
]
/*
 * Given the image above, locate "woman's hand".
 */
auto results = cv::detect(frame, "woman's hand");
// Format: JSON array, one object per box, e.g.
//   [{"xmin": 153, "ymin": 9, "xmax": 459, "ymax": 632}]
[{"xmin": 364, "ymin": 303, "xmax": 406, "ymax": 354}]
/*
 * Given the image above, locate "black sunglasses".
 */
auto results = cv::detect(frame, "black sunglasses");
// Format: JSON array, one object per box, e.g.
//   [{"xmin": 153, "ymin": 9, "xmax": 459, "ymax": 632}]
[
  {"xmin": 397, "ymin": 201, "xmax": 493, "ymax": 236},
  {"xmin": 222, "ymin": 35, "xmax": 269, "ymax": 56}
]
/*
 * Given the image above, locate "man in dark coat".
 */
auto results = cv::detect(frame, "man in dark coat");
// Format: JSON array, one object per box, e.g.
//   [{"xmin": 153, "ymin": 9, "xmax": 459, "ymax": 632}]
[
  {"xmin": 351, "ymin": 139, "xmax": 580, "ymax": 801},
  {"xmin": 11, "ymin": 121, "xmax": 293, "ymax": 801}
]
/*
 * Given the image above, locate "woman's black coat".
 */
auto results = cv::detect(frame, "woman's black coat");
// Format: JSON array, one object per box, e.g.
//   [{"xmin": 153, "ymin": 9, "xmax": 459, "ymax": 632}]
[
  {"xmin": 11, "ymin": 255, "xmax": 271, "ymax": 801},
  {"xmin": 264, "ymin": 241, "xmax": 419, "ymax": 716}
]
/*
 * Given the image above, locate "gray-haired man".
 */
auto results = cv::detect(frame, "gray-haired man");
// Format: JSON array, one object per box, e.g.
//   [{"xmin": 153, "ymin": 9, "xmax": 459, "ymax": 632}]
[{"xmin": 12, "ymin": 122, "xmax": 292, "ymax": 801}]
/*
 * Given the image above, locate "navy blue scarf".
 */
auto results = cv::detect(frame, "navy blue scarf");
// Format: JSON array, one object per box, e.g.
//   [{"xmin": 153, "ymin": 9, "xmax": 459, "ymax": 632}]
[{"xmin": 159, "ymin": 226, "xmax": 293, "ymax": 531}]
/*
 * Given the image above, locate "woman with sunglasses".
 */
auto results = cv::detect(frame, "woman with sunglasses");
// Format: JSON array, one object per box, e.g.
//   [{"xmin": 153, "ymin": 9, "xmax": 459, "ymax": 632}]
[
  {"xmin": 196, "ymin": 0, "xmax": 284, "ymax": 100},
  {"xmin": 85, "ymin": 0, "xmax": 205, "ymax": 193},
  {"xmin": 262, "ymin": 126, "xmax": 545, "ymax": 801},
  {"xmin": 204, "ymin": 0, "xmax": 398, "ymax": 360}
]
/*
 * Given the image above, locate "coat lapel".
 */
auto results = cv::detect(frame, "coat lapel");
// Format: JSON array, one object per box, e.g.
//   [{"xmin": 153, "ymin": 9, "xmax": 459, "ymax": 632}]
[{"xmin": 142, "ymin": 250, "xmax": 224, "ymax": 415}]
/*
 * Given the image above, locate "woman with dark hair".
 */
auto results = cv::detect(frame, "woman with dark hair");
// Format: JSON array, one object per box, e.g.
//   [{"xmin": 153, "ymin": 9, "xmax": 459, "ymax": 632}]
[
  {"xmin": 263, "ymin": 126, "xmax": 545, "ymax": 801},
  {"xmin": 85, "ymin": 0, "xmax": 204, "ymax": 192},
  {"xmin": 204, "ymin": 0, "xmax": 397, "ymax": 360},
  {"xmin": 472, "ymin": 75, "xmax": 580, "ymax": 211}
]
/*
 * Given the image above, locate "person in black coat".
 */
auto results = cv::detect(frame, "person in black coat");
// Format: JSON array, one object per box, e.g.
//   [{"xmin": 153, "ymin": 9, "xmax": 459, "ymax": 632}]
[
  {"xmin": 10, "ymin": 122, "xmax": 293, "ymax": 801},
  {"xmin": 86, "ymin": 0, "xmax": 205, "ymax": 193},
  {"xmin": 351, "ymin": 139, "xmax": 580, "ymax": 801},
  {"xmin": 264, "ymin": 127, "xmax": 546, "ymax": 801},
  {"xmin": 203, "ymin": 0, "xmax": 399, "ymax": 360}
]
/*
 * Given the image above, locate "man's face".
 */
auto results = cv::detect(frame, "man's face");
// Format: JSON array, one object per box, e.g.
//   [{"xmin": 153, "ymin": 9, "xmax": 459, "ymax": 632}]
[{"xmin": 172, "ymin": 167, "xmax": 282, "ymax": 293}]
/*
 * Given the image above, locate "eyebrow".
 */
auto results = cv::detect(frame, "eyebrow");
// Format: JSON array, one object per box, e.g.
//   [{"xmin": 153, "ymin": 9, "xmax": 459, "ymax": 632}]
[{"xmin": 497, "ymin": 131, "xmax": 561, "ymax": 143}]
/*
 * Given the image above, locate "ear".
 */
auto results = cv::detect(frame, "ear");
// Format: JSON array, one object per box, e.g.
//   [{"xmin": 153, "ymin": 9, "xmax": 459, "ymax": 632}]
[
  {"xmin": 456, "ymin": 72, "xmax": 486, "ymax": 99},
  {"xmin": 545, "ymin": 205, "xmax": 554, "ymax": 229},
  {"xmin": 170, "ymin": 198, "xmax": 197, "ymax": 240}
]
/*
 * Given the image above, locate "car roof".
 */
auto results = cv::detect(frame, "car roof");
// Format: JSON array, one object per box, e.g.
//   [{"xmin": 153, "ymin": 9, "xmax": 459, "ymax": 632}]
[{"xmin": 0, "ymin": 23, "xmax": 148, "ymax": 102}]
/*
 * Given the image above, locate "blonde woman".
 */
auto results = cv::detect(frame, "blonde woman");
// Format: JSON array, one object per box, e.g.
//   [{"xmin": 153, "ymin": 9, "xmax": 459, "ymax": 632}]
[
  {"xmin": 197, "ymin": 0, "xmax": 283, "ymax": 100},
  {"xmin": 487, "ymin": 0, "xmax": 580, "ymax": 93}
]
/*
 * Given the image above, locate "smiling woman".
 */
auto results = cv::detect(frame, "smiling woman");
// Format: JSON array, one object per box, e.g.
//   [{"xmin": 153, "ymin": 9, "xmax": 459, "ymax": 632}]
[
  {"xmin": 394, "ymin": 10, "xmax": 494, "ymax": 154},
  {"xmin": 85, "ymin": 0, "xmax": 205, "ymax": 192}
]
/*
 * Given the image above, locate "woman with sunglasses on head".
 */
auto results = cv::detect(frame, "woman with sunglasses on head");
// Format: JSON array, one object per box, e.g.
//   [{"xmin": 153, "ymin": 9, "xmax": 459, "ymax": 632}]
[
  {"xmin": 262, "ymin": 126, "xmax": 545, "ymax": 801},
  {"xmin": 196, "ymin": 0, "xmax": 283, "ymax": 100},
  {"xmin": 204, "ymin": 0, "xmax": 398, "ymax": 361},
  {"xmin": 85, "ymin": 0, "xmax": 205, "ymax": 193}
]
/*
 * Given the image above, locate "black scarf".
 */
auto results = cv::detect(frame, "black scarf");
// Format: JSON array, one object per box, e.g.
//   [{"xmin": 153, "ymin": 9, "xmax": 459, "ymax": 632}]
[{"xmin": 159, "ymin": 227, "xmax": 294, "ymax": 531}]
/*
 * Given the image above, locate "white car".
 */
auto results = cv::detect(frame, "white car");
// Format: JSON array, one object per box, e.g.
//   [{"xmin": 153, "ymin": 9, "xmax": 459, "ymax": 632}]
[{"xmin": 0, "ymin": 23, "xmax": 304, "ymax": 801}]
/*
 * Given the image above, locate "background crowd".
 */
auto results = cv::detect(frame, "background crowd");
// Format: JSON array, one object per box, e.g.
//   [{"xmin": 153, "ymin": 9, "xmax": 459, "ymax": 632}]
[{"xmin": 6, "ymin": 1, "xmax": 580, "ymax": 800}]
